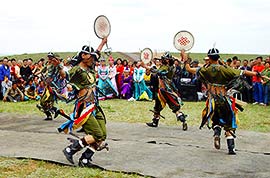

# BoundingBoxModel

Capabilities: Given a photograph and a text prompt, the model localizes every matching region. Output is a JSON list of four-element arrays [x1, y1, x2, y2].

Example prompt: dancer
[[36, 52, 67, 120], [146, 52, 188, 130], [61, 37, 108, 167], [182, 48, 265, 154]]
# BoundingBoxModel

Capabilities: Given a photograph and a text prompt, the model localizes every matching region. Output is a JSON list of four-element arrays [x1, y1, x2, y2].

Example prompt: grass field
[[0, 99, 269, 177], [1, 99, 269, 132]]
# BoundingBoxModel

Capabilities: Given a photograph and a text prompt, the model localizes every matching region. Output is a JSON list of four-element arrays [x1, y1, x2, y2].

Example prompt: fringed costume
[[146, 52, 188, 130]]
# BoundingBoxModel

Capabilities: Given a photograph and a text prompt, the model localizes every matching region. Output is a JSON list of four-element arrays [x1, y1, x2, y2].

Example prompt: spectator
[[108, 55, 118, 93], [127, 61, 134, 76], [20, 59, 32, 83], [239, 59, 253, 103], [133, 61, 152, 100], [28, 58, 36, 72], [235, 59, 241, 69], [120, 67, 133, 99], [17, 78, 25, 93], [33, 60, 44, 77], [3, 81, 24, 102], [203, 56, 210, 66], [10, 58, 21, 81], [24, 85, 40, 101], [1, 76, 12, 97], [262, 62, 270, 106], [97, 58, 118, 100], [231, 56, 238, 68], [115, 58, 124, 94], [122, 59, 128, 68], [252, 56, 265, 105], [17, 60, 23, 68], [36, 80, 45, 96], [154, 58, 161, 69], [144, 67, 153, 92], [0, 57, 11, 100], [226, 58, 232, 67]]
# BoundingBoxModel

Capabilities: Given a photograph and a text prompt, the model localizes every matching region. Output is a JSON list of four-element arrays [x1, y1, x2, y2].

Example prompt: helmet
[[80, 45, 100, 61], [47, 52, 55, 59], [207, 48, 220, 60], [161, 51, 172, 60]]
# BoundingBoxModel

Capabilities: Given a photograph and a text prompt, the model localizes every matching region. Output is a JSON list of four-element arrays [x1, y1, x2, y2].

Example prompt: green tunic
[[69, 66, 106, 141], [197, 64, 242, 130], [197, 64, 241, 85], [68, 66, 96, 90]]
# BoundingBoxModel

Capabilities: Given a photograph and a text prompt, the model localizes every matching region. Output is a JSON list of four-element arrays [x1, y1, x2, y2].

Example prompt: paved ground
[[0, 113, 270, 178]]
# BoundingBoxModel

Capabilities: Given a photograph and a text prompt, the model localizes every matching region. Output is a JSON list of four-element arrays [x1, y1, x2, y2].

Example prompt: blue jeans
[[253, 82, 263, 103], [263, 84, 270, 104]]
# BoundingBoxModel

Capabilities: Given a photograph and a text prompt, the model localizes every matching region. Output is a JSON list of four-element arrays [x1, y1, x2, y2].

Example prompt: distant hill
[[1, 52, 268, 63]]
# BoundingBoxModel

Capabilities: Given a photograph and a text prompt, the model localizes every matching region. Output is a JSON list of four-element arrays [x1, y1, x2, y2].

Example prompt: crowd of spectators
[[0, 54, 270, 106]]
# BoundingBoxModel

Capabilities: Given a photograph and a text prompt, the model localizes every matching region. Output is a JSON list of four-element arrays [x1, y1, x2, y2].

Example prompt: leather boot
[[177, 112, 188, 131], [146, 118, 159, 127], [78, 148, 95, 167], [63, 139, 84, 164], [227, 138, 236, 155], [44, 111, 52, 121], [213, 126, 221, 149]]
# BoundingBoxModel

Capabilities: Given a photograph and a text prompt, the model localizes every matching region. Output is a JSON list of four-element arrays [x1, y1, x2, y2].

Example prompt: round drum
[[173, 30, 194, 51]]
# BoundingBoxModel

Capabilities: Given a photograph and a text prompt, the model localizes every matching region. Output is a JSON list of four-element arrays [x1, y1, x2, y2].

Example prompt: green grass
[[0, 157, 142, 178]]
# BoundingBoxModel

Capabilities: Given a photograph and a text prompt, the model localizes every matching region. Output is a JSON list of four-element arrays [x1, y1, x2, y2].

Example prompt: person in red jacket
[[252, 56, 265, 105]]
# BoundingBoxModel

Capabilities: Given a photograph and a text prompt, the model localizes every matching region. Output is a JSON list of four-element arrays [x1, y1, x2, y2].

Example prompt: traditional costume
[[120, 67, 133, 99], [60, 43, 108, 167], [146, 52, 188, 130], [133, 64, 152, 100], [108, 56, 118, 93], [184, 48, 262, 154], [97, 58, 118, 100], [36, 52, 67, 120]]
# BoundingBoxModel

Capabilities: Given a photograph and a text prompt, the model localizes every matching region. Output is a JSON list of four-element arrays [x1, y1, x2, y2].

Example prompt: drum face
[[140, 48, 153, 64], [94, 15, 111, 39], [173, 31, 194, 51]]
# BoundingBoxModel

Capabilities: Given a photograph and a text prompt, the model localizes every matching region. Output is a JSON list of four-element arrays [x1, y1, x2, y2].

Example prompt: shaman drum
[[140, 48, 153, 64], [173, 30, 194, 51], [94, 15, 112, 55], [94, 15, 111, 39]]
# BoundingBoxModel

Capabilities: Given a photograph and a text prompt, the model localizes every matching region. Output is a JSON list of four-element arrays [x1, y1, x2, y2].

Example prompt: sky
[[1, 0, 270, 55]]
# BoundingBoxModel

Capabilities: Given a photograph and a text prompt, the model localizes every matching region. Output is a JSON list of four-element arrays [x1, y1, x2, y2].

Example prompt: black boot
[[44, 111, 52, 121], [78, 148, 95, 167], [52, 107, 59, 119], [63, 139, 83, 164], [146, 118, 159, 127], [213, 126, 221, 149], [227, 138, 236, 155], [36, 104, 42, 110], [177, 112, 188, 131]]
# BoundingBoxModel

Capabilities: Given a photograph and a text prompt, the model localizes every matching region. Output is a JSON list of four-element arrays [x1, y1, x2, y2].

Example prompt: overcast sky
[[1, 0, 270, 55]]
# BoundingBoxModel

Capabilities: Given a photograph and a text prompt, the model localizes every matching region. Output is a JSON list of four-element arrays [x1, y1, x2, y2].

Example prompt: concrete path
[[0, 113, 269, 178]]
